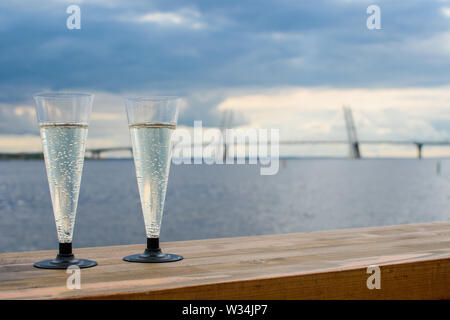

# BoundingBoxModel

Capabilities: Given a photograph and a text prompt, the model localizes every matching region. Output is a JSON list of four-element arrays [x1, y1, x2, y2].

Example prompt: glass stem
[[147, 237, 160, 251], [59, 242, 73, 256]]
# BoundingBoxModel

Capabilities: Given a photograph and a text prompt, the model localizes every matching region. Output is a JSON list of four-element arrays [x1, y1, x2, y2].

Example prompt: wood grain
[[0, 221, 449, 299]]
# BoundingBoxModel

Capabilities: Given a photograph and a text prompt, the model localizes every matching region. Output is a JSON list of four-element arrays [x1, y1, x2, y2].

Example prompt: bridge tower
[[343, 106, 361, 159]]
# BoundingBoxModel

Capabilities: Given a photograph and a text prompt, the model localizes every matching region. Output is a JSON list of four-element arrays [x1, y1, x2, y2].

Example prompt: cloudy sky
[[2, 0, 450, 157]]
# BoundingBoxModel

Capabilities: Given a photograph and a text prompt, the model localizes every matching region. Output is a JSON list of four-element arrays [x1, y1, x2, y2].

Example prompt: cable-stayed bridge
[[3, 107, 448, 160], [85, 139, 450, 160], [86, 107, 450, 160]]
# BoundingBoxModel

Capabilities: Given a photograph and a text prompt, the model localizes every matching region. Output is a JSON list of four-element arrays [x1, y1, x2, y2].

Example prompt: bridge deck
[[0, 221, 449, 299]]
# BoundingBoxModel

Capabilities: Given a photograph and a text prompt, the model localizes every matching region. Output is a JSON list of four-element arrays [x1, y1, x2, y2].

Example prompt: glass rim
[[33, 92, 93, 99], [125, 96, 180, 102]]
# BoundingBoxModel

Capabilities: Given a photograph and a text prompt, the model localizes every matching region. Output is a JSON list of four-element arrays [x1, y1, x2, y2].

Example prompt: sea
[[1, 159, 449, 252]]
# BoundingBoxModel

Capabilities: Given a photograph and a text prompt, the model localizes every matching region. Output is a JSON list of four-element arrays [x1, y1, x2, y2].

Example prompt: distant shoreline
[[1, 154, 450, 161]]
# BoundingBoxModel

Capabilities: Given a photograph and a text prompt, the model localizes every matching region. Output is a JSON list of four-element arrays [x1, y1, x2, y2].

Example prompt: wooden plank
[[0, 221, 449, 299]]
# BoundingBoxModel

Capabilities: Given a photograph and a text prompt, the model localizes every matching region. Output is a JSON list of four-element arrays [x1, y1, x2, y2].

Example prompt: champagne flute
[[33, 93, 97, 269], [123, 96, 183, 263]]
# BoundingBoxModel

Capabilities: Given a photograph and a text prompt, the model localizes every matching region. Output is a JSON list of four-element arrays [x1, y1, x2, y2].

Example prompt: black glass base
[[123, 249, 183, 263], [34, 255, 97, 269], [33, 243, 97, 269], [123, 238, 183, 263]]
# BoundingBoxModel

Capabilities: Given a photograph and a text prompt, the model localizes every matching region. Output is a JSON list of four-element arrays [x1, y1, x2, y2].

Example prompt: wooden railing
[[0, 221, 449, 299]]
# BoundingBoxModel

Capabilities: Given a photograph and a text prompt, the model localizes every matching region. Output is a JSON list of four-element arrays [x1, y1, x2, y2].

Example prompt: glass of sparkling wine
[[123, 96, 183, 263], [33, 93, 97, 269]]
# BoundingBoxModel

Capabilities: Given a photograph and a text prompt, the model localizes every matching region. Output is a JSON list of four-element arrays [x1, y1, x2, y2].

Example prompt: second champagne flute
[[123, 96, 183, 263]]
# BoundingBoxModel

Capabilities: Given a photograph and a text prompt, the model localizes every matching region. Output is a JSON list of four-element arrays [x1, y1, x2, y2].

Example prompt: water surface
[[1, 159, 449, 252]]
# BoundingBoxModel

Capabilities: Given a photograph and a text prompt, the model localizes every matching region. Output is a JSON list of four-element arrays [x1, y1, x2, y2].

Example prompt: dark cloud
[[1, 0, 450, 128]]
